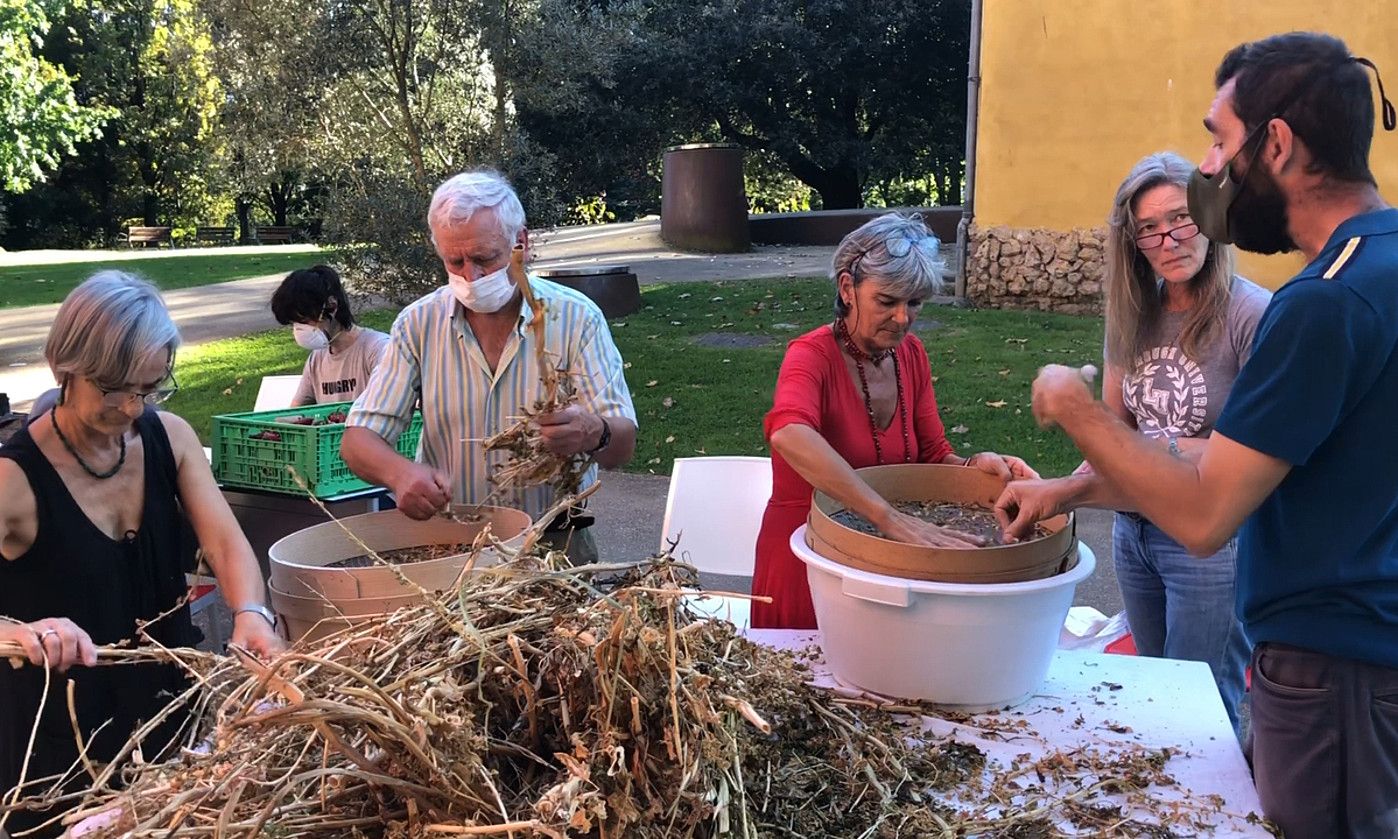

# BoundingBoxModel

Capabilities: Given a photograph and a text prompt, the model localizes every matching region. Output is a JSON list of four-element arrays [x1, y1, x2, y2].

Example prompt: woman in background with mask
[[270, 265, 390, 407]]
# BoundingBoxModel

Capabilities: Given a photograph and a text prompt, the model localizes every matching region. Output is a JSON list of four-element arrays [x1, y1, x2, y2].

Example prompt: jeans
[[1113, 513, 1251, 733]]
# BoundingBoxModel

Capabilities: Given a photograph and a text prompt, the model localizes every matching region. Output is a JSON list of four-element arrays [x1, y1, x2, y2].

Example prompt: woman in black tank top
[[0, 273, 285, 836]]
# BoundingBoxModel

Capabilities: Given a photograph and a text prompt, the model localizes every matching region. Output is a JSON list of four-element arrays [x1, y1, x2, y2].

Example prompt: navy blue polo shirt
[[1215, 208, 1398, 668]]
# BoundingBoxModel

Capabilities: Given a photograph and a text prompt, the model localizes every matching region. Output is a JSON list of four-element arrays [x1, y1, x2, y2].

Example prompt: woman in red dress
[[752, 213, 1039, 629]]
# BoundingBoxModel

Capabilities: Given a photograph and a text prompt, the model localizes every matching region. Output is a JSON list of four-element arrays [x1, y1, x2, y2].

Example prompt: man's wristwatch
[[233, 604, 277, 629], [587, 416, 612, 454]]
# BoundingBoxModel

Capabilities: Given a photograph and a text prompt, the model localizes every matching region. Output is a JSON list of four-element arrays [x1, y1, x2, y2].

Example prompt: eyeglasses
[[851, 233, 940, 275], [1134, 222, 1201, 251], [97, 371, 180, 407]]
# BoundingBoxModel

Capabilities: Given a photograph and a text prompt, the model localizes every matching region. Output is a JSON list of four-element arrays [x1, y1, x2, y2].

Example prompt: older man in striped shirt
[[342, 171, 637, 560]]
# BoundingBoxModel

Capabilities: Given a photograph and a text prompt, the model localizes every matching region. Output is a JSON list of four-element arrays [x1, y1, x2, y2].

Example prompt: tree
[[203, 0, 333, 240], [2, 0, 229, 247], [517, 0, 970, 210], [124, 0, 225, 226], [0, 0, 109, 193]]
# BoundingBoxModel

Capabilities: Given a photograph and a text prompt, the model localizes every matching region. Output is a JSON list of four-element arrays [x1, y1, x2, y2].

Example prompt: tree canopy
[[0, 0, 110, 194], [2, 0, 971, 265]]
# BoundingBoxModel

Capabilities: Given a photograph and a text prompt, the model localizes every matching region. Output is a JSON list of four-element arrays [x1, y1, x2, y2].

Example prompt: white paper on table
[[1058, 606, 1131, 652]]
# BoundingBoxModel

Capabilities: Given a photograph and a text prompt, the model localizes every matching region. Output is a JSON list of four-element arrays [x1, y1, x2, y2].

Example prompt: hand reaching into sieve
[[877, 508, 989, 548]]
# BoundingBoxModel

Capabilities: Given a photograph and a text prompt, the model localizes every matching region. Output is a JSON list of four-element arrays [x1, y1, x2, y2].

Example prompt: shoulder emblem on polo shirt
[[1322, 237, 1364, 280]]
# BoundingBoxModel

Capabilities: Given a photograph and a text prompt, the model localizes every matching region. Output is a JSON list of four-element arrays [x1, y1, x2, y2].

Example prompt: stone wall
[[966, 224, 1107, 315]]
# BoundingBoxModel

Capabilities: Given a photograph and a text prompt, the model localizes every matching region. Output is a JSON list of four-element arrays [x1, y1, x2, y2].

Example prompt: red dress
[[751, 325, 954, 629]]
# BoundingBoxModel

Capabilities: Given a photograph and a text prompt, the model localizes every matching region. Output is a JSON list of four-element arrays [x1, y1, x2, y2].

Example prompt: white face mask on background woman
[[292, 322, 330, 351], [448, 265, 518, 313]]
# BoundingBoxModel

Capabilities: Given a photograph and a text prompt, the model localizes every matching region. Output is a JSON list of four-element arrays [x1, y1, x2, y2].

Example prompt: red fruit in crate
[[250, 429, 282, 441], [326, 411, 347, 424]]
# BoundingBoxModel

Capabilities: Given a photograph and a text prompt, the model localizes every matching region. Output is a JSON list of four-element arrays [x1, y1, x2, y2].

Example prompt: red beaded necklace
[[834, 318, 911, 464]]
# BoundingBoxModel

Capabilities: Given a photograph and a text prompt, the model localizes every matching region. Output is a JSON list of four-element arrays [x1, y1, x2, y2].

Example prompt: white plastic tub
[[791, 525, 1096, 711]]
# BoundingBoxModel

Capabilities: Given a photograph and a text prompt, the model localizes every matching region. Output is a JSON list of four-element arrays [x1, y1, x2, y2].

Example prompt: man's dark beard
[[1229, 158, 1296, 254]]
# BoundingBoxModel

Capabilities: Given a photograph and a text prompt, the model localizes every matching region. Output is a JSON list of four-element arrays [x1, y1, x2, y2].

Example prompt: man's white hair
[[427, 170, 527, 244]]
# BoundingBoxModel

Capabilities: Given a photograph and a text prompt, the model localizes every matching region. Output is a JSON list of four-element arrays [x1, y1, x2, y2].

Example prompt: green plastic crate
[[212, 401, 423, 498]]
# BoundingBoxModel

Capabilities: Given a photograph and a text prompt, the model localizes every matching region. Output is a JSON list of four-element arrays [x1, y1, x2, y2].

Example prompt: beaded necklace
[[50, 406, 126, 479], [834, 319, 911, 464]]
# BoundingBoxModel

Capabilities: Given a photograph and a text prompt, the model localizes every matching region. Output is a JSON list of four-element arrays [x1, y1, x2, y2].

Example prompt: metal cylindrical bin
[[536, 265, 642, 318], [660, 143, 751, 253]]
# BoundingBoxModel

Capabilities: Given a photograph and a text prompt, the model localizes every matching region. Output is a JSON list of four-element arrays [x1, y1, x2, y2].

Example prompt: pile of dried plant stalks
[[482, 246, 590, 499], [1, 543, 1264, 838]]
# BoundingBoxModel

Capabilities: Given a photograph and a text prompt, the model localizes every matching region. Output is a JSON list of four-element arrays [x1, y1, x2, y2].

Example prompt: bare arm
[[595, 416, 636, 469], [542, 312, 638, 470], [0, 458, 98, 669], [161, 414, 285, 657], [1020, 367, 1290, 554], [771, 423, 984, 546], [0, 459, 35, 562], [771, 424, 895, 526], [1102, 362, 1134, 427], [534, 409, 636, 469], [340, 426, 412, 489], [341, 426, 450, 520]]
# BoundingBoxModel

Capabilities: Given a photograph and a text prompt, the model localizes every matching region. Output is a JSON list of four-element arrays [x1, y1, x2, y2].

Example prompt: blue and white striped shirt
[[346, 278, 637, 520]]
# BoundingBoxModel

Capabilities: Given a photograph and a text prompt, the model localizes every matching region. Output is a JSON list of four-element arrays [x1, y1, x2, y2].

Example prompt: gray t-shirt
[[1118, 277, 1272, 440], [294, 326, 391, 406]]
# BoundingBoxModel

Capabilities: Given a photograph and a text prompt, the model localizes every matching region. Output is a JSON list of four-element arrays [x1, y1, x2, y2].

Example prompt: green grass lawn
[[165, 279, 1103, 478], [0, 251, 330, 308]]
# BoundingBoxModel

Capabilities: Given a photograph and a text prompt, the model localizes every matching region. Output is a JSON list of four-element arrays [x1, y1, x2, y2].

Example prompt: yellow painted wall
[[974, 1, 1398, 288]]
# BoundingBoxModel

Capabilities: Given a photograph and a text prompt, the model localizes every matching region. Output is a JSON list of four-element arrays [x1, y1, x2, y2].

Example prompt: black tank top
[[0, 411, 198, 836]]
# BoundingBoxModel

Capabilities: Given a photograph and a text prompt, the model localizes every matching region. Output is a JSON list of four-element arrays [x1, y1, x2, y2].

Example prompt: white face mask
[[448, 266, 518, 313], [293, 323, 330, 351]]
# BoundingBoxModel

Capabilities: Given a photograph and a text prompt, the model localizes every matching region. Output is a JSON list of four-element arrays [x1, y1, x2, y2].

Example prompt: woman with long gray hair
[[0, 272, 285, 836], [1009, 152, 1270, 731], [1100, 151, 1270, 732], [752, 213, 1039, 629]]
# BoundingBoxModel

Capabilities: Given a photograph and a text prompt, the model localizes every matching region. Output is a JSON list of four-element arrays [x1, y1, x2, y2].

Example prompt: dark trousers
[[538, 525, 598, 565], [1248, 642, 1398, 838]]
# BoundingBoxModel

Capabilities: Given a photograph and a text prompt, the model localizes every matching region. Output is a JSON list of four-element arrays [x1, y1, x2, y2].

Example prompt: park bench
[[255, 225, 298, 245], [195, 226, 236, 246], [123, 226, 173, 248]]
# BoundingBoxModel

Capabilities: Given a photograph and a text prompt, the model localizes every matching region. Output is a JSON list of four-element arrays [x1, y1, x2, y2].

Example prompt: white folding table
[[748, 629, 1270, 836]]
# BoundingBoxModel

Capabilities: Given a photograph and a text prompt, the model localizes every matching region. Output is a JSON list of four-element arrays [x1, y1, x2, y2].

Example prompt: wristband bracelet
[[233, 604, 277, 629], [587, 417, 612, 454]]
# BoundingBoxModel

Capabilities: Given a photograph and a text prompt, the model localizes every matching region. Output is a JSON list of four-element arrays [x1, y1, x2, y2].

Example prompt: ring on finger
[[39, 629, 59, 642]]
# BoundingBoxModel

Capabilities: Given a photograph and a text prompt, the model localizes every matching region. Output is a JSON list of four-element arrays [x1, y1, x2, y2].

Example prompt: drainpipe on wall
[[954, 0, 984, 299]]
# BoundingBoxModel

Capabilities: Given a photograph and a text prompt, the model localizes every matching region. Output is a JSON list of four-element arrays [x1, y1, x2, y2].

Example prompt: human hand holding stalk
[[483, 245, 591, 496]]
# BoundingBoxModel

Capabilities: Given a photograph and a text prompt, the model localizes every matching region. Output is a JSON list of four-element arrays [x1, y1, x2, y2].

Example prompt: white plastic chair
[[660, 456, 773, 629], [253, 375, 303, 411]]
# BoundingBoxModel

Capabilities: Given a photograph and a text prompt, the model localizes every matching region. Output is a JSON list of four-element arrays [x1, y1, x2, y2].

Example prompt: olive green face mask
[[1188, 55, 1396, 253], [1186, 121, 1271, 248]]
